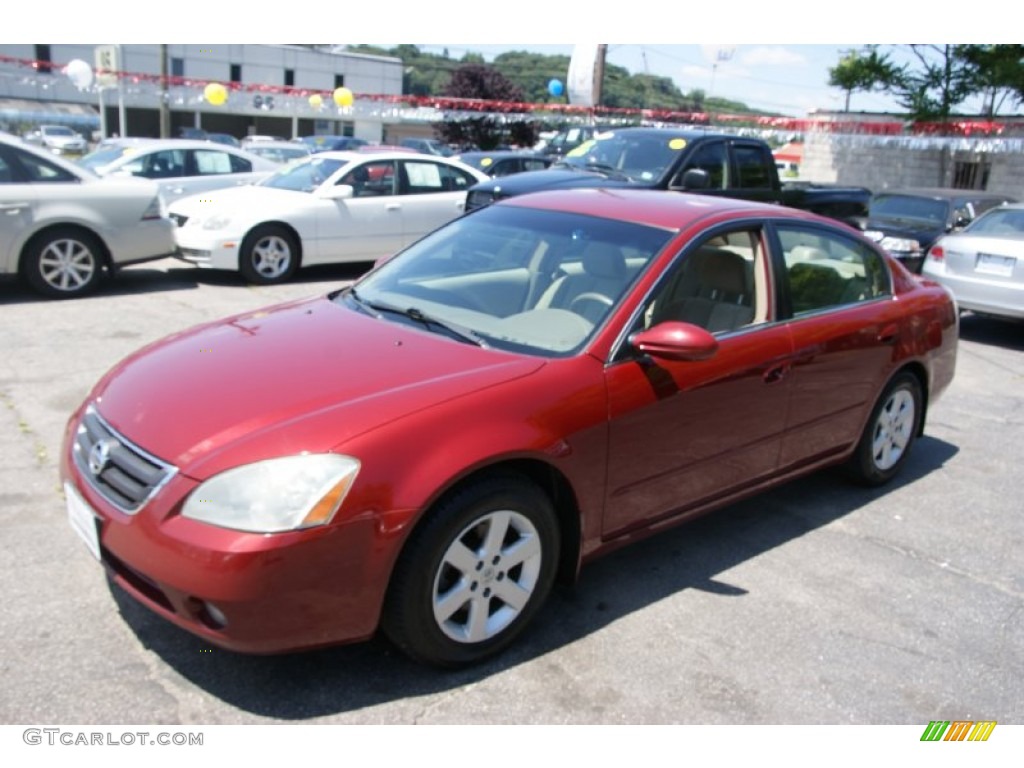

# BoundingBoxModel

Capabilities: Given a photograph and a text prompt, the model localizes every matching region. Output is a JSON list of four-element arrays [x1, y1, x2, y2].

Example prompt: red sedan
[[62, 189, 958, 667]]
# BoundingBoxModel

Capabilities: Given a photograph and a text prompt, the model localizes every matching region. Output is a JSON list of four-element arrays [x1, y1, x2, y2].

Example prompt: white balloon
[[64, 59, 94, 90]]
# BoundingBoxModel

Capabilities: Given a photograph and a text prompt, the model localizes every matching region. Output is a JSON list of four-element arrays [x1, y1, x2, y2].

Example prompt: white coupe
[[168, 151, 489, 284]]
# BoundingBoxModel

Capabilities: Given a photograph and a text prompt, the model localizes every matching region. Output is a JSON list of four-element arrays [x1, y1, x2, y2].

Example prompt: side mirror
[[630, 322, 719, 362], [317, 184, 354, 200], [679, 168, 710, 190]]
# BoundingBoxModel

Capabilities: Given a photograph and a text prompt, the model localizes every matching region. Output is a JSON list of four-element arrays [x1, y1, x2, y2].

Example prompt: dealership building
[[0, 43, 424, 143]]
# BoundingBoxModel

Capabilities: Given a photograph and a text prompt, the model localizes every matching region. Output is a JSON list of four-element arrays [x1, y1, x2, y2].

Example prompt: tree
[[434, 63, 538, 150], [828, 46, 899, 111], [958, 44, 1024, 117]]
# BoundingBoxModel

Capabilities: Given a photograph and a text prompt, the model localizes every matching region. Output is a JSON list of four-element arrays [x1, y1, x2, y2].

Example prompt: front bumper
[[61, 411, 392, 654], [173, 227, 242, 271]]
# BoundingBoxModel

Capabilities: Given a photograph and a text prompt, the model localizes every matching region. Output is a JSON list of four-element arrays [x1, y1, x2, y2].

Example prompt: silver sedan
[[0, 132, 176, 299], [922, 202, 1024, 321]]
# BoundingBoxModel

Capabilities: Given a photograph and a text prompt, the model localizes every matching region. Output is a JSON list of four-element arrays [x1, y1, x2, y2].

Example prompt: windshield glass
[[78, 145, 131, 171], [869, 194, 949, 225], [43, 126, 75, 137], [259, 156, 345, 192], [556, 131, 684, 183], [346, 204, 673, 357]]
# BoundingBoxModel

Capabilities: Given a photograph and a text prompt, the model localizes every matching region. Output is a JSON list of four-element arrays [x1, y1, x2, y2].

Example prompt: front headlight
[[879, 236, 921, 254], [202, 214, 233, 230], [182, 454, 360, 533]]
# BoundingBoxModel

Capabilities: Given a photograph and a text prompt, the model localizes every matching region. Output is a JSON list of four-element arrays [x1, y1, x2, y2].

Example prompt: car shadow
[[958, 312, 1024, 351], [108, 434, 958, 720], [0, 266, 203, 305], [165, 262, 376, 289]]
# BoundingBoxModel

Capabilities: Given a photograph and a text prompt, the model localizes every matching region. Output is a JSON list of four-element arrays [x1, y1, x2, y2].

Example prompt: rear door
[[397, 159, 476, 246]]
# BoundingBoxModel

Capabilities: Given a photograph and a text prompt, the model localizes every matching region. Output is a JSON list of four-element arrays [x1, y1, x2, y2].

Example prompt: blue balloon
[[548, 79, 564, 97]]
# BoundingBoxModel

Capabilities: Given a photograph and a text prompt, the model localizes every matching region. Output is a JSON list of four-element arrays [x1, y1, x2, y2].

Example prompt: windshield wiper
[[347, 290, 488, 347]]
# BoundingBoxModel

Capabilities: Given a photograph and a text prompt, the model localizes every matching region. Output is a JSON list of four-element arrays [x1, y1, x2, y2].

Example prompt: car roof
[[498, 187, 828, 231], [456, 150, 547, 160]]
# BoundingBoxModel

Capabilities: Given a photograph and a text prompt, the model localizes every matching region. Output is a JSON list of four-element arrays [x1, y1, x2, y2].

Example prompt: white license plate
[[976, 253, 1015, 277], [66, 482, 101, 561]]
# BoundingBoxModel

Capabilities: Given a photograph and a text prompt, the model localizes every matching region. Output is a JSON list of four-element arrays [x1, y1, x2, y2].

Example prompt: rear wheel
[[846, 371, 923, 486], [238, 225, 299, 284], [23, 227, 105, 298], [382, 474, 560, 668]]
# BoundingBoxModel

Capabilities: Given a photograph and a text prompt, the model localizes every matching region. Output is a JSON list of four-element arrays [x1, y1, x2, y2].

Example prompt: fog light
[[189, 599, 228, 630]]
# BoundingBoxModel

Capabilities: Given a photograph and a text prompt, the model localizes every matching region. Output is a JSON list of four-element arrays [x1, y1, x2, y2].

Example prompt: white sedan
[[0, 132, 176, 298], [168, 151, 489, 284], [78, 138, 277, 206]]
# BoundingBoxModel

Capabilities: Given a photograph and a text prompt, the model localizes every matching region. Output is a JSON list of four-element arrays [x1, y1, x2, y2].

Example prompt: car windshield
[[77, 145, 132, 171], [259, 156, 345, 192], [963, 207, 1024, 237], [869, 194, 950, 225], [344, 204, 673, 357], [43, 126, 75, 137], [555, 132, 680, 182]]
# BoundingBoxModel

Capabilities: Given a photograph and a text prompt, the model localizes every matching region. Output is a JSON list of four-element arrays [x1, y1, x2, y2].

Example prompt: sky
[[31, 2, 1019, 118]]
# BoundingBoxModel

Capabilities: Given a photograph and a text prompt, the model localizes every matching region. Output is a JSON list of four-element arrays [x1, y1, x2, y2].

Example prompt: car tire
[[238, 225, 300, 285], [382, 473, 560, 668], [846, 371, 923, 486], [23, 227, 105, 299]]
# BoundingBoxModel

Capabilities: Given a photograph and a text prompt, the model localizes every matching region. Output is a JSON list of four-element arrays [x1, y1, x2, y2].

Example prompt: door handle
[[385, 203, 401, 211], [0, 203, 29, 213], [762, 363, 790, 384], [877, 324, 899, 344]]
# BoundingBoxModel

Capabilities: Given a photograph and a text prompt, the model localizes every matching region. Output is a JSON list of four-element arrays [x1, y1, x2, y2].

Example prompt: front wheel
[[846, 371, 923, 486], [382, 474, 560, 668], [238, 225, 300, 285]]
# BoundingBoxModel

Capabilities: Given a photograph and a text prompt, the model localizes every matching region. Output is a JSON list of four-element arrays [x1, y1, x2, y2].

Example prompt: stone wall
[[802, 131, 1024, 199]]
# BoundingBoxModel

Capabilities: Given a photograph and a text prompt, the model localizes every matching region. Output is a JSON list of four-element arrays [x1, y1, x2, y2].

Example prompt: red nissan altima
[[62, 189, 958, 667]]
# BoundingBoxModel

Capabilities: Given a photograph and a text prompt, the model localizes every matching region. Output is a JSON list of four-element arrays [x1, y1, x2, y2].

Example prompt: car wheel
[[846, 371, 923, 486], [382, 474, 560, 668], [238, 225, 299, 285], [23, 227, 105, 299]]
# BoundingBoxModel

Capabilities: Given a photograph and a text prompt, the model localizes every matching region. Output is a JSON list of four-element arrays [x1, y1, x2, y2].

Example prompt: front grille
[[73, 405, 176, 514], [170, 213, 188, 227]]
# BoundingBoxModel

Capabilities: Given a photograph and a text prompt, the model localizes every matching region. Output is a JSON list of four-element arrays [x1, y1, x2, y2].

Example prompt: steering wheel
[[568, 292, 613, 319]]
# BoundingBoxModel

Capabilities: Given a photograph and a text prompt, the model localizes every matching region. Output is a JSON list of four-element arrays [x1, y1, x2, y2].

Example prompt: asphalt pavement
[[1, 258, 1021, 726]]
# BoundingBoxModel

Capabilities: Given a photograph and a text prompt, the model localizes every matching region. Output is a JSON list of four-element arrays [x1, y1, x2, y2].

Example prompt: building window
[[171, 58, 184, 78], [334, 74, 345, 88], [34, 44, 53, 75], [952, 160, 990, 191], [230, 64, 242, 83], [284, 69, 295, 87]]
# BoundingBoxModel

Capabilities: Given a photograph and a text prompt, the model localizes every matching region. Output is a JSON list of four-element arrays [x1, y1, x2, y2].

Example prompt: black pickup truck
[[465, 127, 871, 225]]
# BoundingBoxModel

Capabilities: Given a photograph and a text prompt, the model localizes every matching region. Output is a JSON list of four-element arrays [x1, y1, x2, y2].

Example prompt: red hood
[[90, 295, 544, 478]]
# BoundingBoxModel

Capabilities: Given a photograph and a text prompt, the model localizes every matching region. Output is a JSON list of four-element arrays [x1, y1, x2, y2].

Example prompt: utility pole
[[593, 44, 607, 108], [159, 44, 171, 138]]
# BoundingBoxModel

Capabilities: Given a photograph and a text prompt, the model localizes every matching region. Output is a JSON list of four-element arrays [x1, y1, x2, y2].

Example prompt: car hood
[[90, 295, 544, 479], [478, 167, 637, 197], [169, 183, 304, 217]]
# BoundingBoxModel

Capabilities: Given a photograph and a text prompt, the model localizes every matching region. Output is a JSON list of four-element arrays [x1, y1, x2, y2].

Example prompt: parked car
[[922, 202, 1024, 320], [241, 140, 311, 165], [452, 150, 554, 177], [77, 138, 277, 205], [535, 125, 602, 157], [63, 189, 957, 666], [399, 137, 454, 156], [23, 125, 89, 156], [206, 133, 241, 148], [465, 128, 871, 227], [298, 135, 369, 153], [241, 135, 286, 147], [858, 188, 1017, 274], [0, 132, 176, 298], [168, 150, 488, 283]]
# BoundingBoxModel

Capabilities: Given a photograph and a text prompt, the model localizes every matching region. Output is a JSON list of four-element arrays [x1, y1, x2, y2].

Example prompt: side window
[[228, 154, 253, 174], [9, 148, 78, 183], [678, 141, 728, 189], [778, 226, 892, 315], [638, 228, 767, 335], [139, 150, 185, 179], [192, 150, 234, 176], [733, 144, 773, 189], [402, 160, 445, 195], [522, 159, 549, 172], [341, 161, 395, 197], [0, 150, 16, 183]]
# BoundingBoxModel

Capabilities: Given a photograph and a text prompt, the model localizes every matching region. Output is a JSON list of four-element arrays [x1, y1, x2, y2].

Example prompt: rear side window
[[733, 144, 773, 189], [777, 226, 891, 315]]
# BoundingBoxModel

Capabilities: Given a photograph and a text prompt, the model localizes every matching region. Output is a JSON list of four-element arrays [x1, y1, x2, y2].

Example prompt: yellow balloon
[[204, 82, 227, 106], [333, 87, 354, 107], [308, 93, 323, 109]]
